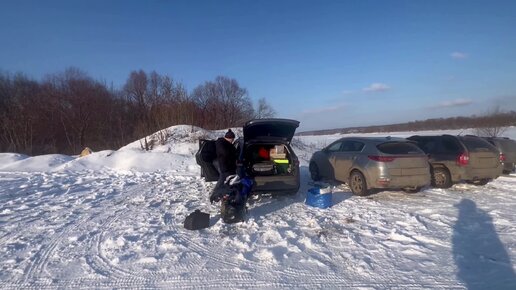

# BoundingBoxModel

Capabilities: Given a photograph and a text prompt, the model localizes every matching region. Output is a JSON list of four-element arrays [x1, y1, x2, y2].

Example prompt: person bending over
[[209, 129, 237, 202]]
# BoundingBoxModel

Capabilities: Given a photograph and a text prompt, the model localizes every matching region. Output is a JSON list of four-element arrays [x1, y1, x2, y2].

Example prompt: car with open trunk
[[196, 118, 300, 195]]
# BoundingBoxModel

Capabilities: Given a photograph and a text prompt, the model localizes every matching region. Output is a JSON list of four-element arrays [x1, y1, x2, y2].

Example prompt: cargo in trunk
[[245, 144, 294, 177]]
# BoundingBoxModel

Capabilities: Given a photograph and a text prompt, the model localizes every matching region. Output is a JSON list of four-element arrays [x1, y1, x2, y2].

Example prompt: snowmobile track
[[84, 208, 136, 279], [22, 214, 91, 284]]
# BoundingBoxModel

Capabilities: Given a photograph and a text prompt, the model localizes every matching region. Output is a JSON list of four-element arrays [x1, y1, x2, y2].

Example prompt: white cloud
[[363, 83, 390, 92], [433, 98, 473, 108], [451, 52, 468, 59]]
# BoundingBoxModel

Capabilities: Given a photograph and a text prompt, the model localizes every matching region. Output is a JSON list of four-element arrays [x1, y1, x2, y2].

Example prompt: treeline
[[0, 68, 275, 155], [299, 112, 516, 136]]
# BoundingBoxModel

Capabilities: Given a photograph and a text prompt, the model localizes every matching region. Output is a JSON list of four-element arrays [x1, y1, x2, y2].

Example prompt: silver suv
[[483, 137, 516, 174], [309, 137, 431, 195], [408, 135, 504, 187]]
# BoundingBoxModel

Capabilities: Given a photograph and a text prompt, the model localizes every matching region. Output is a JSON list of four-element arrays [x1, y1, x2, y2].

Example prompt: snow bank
[[58, 149, 198, 173], [1, 126, 515, 174], [1, 125, 516, 288], [0, 154, 74, 172], [0, 153, 29, 166]]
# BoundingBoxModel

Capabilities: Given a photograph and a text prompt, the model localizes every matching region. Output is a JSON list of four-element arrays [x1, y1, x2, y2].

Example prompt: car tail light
[[499, 153, 506, 163], [457, 152, 469, 166], [368, 155, 395, 162]]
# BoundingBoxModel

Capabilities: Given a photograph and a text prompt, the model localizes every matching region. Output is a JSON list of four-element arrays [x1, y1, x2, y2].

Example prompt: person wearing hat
[[210, 129, 237, 202]]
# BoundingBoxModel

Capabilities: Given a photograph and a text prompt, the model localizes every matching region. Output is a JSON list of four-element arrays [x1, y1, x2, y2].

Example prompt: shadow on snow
[[452, 198, 516, 289]]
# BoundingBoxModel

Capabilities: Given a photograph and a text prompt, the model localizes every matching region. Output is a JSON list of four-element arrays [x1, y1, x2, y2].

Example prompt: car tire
[[403, 186, 422, 193], [431, 167, 452, 189], [309, 162, 321, 181], [471, 179, 490, 186], [349, 171, 369, 196]]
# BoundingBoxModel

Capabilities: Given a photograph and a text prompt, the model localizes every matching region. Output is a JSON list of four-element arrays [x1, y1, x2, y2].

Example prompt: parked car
[[483, 137, 516, 174], [309, 137, 431, 195], [407, 135, 503, 188], [196, 118, 301, 195]]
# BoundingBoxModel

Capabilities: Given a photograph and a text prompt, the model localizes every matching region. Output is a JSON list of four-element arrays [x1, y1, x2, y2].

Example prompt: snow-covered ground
[[1, 126, 515, 289]]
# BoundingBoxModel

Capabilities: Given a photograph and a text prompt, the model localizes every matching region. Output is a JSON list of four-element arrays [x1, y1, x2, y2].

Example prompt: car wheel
[[309, 162, 321, 181], [403, 186, 422, 193], [472, 179, 490, 186], [431, 167, 452, 188], [349, 171, 369, 196]]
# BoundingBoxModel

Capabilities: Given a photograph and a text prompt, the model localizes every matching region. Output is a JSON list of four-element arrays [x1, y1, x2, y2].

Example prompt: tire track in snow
[[166, 205, 350, 284], [22, 214, 90, 283], [20, 180, 93, 283], [158, 176, 370, 284], [82, 175, 208, 280], [84, 208, 136, 279], [20, 173, 135, 284], [2, 275, 467, 289]]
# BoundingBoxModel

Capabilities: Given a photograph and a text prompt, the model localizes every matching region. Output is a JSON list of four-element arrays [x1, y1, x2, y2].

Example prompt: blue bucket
[[305, 186, 333, 209]]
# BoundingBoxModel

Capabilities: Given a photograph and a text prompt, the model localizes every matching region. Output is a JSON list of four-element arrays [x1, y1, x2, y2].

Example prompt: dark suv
[[483, 137, 516, 174], [408, 135, 503, 188], [196, 119, 301, 195]]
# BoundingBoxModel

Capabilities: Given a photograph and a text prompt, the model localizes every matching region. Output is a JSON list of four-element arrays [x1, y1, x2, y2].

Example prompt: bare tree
[[0, 73, 43, 154], [475, 106, 508, 137], [0, 68, 263, 155], [191, 76, 255, 129], [255, 97, 276, 119]]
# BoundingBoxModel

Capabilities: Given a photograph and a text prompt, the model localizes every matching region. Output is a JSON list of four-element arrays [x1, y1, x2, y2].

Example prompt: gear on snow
[[211, 175, 254, 223]]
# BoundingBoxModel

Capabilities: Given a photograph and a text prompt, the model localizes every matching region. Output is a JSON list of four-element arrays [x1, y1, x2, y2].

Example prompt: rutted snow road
[[1, 168, 515, 289], [1, 126, 516, 288]]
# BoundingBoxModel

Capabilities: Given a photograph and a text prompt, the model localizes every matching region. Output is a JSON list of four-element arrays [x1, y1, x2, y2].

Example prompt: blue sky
[[1, 0, 516, 131]]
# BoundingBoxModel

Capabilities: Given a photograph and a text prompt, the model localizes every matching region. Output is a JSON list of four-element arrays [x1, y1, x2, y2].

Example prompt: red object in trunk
[[258, 147, 270, 160]]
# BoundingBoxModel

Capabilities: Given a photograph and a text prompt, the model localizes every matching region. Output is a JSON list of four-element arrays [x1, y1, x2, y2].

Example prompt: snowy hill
[[1, 126, 515, 288]]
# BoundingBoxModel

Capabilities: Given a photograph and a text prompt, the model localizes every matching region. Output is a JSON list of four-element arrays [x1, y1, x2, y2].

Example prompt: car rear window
[[376, 142, 423, 155], [497, 139, 516, 153], [441, 138, 461, 152], [460, 137, 497, 152]]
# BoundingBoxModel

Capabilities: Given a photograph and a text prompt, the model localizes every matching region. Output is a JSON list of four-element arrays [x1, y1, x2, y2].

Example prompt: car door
[[323, 141, 344, 179], [330, 140, 364, 182], [331, 141, 365, 182], [195, 139, 220, 182]]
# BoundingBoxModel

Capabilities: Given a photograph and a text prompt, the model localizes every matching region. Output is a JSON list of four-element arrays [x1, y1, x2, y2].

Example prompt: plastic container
[[273, 159, 289, 174], [305, 184, 333, 209]]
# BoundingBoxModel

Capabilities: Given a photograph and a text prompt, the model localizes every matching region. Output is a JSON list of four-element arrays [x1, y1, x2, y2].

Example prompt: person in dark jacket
[[209, 129, 237, 202]]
